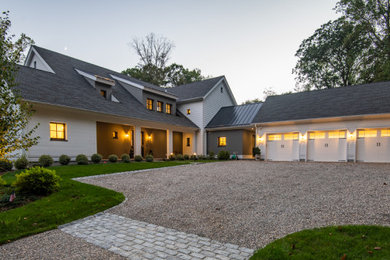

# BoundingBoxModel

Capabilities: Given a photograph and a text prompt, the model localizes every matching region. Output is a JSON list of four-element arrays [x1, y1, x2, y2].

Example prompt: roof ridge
[[172, 75, 225, 89]]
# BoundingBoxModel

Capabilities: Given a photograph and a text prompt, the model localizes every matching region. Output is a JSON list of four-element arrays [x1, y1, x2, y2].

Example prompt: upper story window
[[186, 137, 191, 147], [157, 101, 163, 112], [50, 122, 66, 141], [166, 103, 172, 114], [218, 137, 226, 147], [100, 90, 107, 98], [221, 87, 223, 93], [146, 98, 153, 110], [187, 109, 191, 115]]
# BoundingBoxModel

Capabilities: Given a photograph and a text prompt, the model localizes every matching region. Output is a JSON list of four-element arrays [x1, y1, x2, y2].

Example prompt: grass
[[0, 161, 193, 244], [251, 225, 390, 260]]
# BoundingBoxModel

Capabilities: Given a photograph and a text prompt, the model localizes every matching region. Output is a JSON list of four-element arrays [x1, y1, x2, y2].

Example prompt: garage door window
[[309, 132, 325, 139], [381, 129, 390, 137], [328, 130, 346, 139], [268, 134, 282, 141], [358, 130, 377, 138], [284, 133, 299, 140]]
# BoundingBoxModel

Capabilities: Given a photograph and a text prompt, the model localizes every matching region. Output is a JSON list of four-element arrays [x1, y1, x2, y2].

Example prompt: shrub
[[121, 154, 131, 163], [91, 153, 102, 164], [134, 155, 143, 162], [169, 154, 176, 161], [198, 155, 207, 160], [217, 150, 230, 160], [183, 154, 190, 160], [0, 176, 5, 186], [76, 154, 89, 165], [59, 154, 71, 165], [13, 167, 60, 195], [14, 155, 29, 170], [190, 154, 198, 160], [145, 154, 154, 162], [208, 151, 215, 160], [39, 155, 54, 167], [0, 160, 13, 172], [176, 154, 184, 160], [108, 154, 118, 163], [253, 147, 261, 156]]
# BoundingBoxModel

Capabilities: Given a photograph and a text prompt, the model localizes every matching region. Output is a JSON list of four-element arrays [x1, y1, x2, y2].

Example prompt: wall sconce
[[257, 135, 265, 144], [193, 152, 197, 156], [124, 133, 129, 138], [299, 133, 307, 142], [347, 131, 356, 140]]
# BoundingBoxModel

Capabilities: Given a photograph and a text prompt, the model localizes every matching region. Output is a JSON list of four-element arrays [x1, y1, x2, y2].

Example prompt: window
[[146, 98, 153, 110], [309, 132, 326, 139], [187, 109, 191, 115], [221, 87, 223, 93], [157, 101, 163, 112], [381, 129, 390, 137], [328, 130, 346, 139], [284, 133, 299, 140], [50, 122, 66, 141], [186, 137, 191, 147], [358, 129, 377, 138], [112, 131, 118, 139], [100, 90, 107, 98], [166, 103, 172, 114], [218, 137, 226, 147], [268, 134, 282, 141]]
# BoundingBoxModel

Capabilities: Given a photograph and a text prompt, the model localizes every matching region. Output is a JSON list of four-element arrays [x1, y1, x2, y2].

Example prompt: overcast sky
[[3, 0, 339, 103]]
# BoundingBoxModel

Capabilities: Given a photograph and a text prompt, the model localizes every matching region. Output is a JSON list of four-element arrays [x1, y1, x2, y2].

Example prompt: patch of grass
[[251, 225, 390, 260], [0, 161, 191, 244]]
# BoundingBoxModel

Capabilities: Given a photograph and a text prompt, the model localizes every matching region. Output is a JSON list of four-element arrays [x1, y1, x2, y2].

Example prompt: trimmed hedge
[[91, 153, 102, 164], [76, 154, 89, 165], [121, 154, 131, 163], [39, 155, 54, 167], [59, 154, 71, 165], [108, 154, 118, 163], [217, 150, 230, 160], [14, 155, 29, 170], [134, 155, 143, 162], [145, 155, 154, 162]]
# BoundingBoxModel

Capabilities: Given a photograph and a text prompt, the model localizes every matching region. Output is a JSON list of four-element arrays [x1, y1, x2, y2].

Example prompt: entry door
[[307, 131, 347, 162], [356, 129, 390, 162], [266, 133, 299, 161]]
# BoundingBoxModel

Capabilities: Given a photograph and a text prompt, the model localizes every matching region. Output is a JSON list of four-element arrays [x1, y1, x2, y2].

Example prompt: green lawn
[[0, 161, 192, 244], [251, 225, 390, 260]]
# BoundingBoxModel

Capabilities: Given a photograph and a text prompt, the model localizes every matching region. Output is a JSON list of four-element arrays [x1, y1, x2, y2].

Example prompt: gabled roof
[[14, 46, 197, 129], [254, 81, 390, 123], [206, 102, 263, 129]]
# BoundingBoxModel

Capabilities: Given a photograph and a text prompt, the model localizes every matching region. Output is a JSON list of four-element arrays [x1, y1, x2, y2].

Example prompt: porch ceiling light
[[124, 133, 129, 138]]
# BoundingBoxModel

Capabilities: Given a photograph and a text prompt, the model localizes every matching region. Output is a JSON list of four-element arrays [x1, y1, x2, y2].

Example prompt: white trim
[[24, 46, 55, 74], [111, 95, 119, 103], [110, 74, 144, 90], [75, 68, 97, 81]]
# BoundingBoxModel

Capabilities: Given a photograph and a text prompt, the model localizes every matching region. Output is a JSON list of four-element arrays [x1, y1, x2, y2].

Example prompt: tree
[[293, 17, 370, 90], [0, 11, 38, 160], [242, 98, 262, 104], [164, 63, 204, 87]]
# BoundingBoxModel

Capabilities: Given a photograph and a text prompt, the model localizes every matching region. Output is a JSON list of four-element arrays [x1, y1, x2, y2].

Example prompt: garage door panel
[[307, 131, 347, 162], [267, 133, 299, 161], [357, 129, 390, 162]]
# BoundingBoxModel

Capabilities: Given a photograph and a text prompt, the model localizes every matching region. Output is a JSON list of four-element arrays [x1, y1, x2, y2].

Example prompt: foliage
[[134, 155, 143, 162], [253, 147, 261, 156], [251, 225, 390, 259], [0, 176, 5, 186], [14, 155, 28, 170], [190, 154, 198, 160], [198, 155, 208, 160], [0, 11, 38, 160], [183, 154, 190, 160], [242, 98, 262, 104], [0, 159, 12, 172], [217, 150, 230, 160], [208, 151, 215, 160], [91, 153, 102, 164], [176, 154, 184, 161], [13, 167, 60, 195], [75, 154, 88, 165], [38, 155, 53, 167], [164, 63, 205, 87], [121, 153, 130, 163], [169, 154, 176, 161], [59, 154, 70, 165], [108, 154, 118, 163], [145, 154, 154, 162]]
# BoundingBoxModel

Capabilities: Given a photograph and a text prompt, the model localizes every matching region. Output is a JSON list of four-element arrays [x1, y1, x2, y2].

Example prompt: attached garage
[[307, 130, 347, 162], [356, 129, 390, 163], [266, 132, 299, 161]]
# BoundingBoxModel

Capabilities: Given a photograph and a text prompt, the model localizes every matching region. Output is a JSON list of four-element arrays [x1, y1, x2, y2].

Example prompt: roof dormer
[[24, 46, 55, 73]]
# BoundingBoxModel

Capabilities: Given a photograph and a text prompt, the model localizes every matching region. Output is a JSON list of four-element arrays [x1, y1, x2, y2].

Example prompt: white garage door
[[307, 130, 347, 162], [356, 129, 390, 162], [266, 133, 299, 161]]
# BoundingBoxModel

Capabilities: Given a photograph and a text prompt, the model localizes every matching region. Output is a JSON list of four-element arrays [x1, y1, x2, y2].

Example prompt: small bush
[[39, 155, 54, 167], [198, 155, 207, 160], [134, 155, 143, 162], [13, 167, 60, 195], [76, 154, 89, 165], [169, 154, 176, 161], [91, 153, 102, 164], [121, 154, 131, 163], [217, 150, 230, 160], [176, 154, 184, 160], [14, 155, 29, 170], [208, 151, 215, 160], [59, 154, 71, 165], [108, 154, 118, 163], [190, 154, 198, 160], [183, 154, 190, 160], [0, 159, 13, 172], [0, 176, 6, 186], [253, 147, 261, 156], [145, 154, 154, 162]]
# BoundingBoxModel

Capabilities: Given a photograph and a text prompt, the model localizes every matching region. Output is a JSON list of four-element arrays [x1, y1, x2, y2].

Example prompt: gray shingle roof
[[167, 76, 225, 101], [254, 81, 390, 123], [206, 102, 263, 128], [14, 46, 197, 129]]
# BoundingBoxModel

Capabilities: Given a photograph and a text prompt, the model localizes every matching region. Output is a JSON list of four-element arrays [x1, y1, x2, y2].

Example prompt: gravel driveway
[[80, 161, 390, 249]]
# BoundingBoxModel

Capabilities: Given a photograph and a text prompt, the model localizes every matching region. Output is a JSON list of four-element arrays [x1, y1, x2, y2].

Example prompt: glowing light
[[299, 133, 307, 141], [193, 152, 197, 156], [124, 133, 129, 138], [257, 135, 265, 143], [347, 131, 356, 139]]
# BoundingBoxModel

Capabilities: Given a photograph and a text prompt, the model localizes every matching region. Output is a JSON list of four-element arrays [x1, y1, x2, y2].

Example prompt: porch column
[[192, 132, 196, 154], [134, 126, 142, 156], [166, 129, 173, 158]]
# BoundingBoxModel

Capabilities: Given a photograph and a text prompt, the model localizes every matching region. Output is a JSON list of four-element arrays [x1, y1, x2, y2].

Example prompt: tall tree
[[293, 17, 370, 90], [0, 11, 38, 160], [164, 63, 204, 87]]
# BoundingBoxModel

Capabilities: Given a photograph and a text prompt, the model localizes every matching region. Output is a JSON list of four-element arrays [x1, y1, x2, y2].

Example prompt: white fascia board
[[25, 46, 56, 74], [203, 77, 237, 105], [143, 88, 178, 100], [75, 68, 97, 81], [110, 74, 144, 90]]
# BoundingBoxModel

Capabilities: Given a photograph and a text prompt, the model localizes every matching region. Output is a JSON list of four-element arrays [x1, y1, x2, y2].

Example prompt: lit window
[[328, 130, 346, 139], [187, 109, 191, 115], [358, 129, 377, 138], [50, 122, 66, 141], [166, 103, 172, 114], [218, 137, 226, 146], [146, 98, 153, 110], [157, 101, 163, 112], [113, 131, 118, 139], [268, 134, 282, 141], [309, 132, 326, 139], [100, 90, 107, 98], [187, 137, 191, 147], [284, 133, 299, 140], [381, 129, 390, 137]]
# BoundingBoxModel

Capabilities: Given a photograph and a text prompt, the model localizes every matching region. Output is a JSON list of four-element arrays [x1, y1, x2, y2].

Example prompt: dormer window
[[166, 103, 172, 114], [147, 99, 154, 110], [187, 109, 191, 115], [157, 101, 163, 112], [221, 87, 223, 93], [100, 90, 107, 98]]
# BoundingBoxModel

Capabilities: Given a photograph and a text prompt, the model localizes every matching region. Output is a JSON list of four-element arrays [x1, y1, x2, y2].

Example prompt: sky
[[3, 0, 339, 104]]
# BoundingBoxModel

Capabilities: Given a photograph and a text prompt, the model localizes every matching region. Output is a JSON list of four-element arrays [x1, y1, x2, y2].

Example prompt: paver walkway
[[60, 213, 254, 260]]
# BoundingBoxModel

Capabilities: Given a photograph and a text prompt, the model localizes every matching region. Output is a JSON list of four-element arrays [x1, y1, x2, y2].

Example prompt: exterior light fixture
[[347, 131, 356, 140], [299, 133, 307, 141], [124, 133, 129, 138]]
